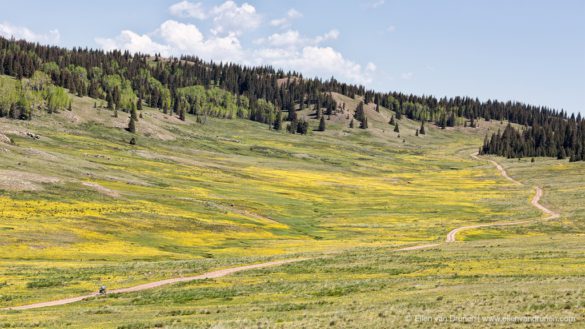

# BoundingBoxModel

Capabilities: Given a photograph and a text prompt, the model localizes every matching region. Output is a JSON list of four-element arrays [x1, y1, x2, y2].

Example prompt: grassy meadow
[[0, 76, 583, 327]]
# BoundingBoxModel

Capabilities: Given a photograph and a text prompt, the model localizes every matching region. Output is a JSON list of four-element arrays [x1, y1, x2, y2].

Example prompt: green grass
[[0, 75, 583, 327], [2, 236, 582, 328]]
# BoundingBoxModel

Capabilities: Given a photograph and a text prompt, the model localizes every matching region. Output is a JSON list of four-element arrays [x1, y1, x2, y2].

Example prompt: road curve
[[445, 155, 559, 242], [2, 155, 559, 311], [470, 153, 522, 185]]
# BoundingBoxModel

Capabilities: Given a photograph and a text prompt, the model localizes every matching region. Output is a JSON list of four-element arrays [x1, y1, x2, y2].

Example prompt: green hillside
[[0, 72, 583, 327]]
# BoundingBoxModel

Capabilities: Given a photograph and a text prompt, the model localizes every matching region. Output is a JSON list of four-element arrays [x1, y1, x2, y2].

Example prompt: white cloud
[[270, 9, 302, 28], [96, 20, 242, 62], [209, 1, 261, 35], [255, 29, 339, 48], [95, 30, 169, 54], [257, 30, 302, 47], [158, 20, 242, 61], [314, 29, 339, 44], [169, 1, 206, 19], [369, 0, 385, 8], [387, 25, 396, 32], [96, 3, 374, 85], [401, 72, 414, 80], [0, 22, 60, 44], [167, 1, 261, 36], [253, 46, 375, 84]]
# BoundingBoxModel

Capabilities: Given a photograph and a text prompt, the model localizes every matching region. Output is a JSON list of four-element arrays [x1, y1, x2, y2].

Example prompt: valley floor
[[0, 90, 583, 328]]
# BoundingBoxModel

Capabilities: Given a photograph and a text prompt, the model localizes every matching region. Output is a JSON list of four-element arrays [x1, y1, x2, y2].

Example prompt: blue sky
[[1, 0, 584, 114]]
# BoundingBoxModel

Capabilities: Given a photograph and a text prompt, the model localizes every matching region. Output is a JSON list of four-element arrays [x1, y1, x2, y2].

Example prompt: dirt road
[[470, 153, 522, 185], [2, 259, 305, 311], [445, 155, 559, 242]]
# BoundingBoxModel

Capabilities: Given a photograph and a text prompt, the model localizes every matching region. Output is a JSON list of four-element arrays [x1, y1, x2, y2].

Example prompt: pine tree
[[287, 118, 298, 134], [420, 121, 426, 134], [354, 101, 365, 122], [179, 107, 186, 121], [415, 129, 419, 136], [360, 117, 368, 129], [394, 122, 399, 133], [130, 104, 138, 121], [389, 115, 395, 125], [127, 117, 136, 133], [273, 111, 283, 130], [297, 119, 309, 135], [106, 92, 113, 109], [318, 116, 326, 131], [137, 98, 143, 111], [349, 119, 355, 128]]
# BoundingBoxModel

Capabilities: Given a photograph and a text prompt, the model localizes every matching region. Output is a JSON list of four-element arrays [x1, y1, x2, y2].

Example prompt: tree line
[[480, 119, 585, 162], [0, 36, 582, 159]]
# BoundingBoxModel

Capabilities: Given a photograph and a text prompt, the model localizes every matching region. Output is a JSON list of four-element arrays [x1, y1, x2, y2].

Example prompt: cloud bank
[[0, 21, 60, 44]]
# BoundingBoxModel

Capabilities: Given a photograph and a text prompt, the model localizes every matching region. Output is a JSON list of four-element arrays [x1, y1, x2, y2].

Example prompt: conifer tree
[[127, 117, 136, 133], [273, 111, 283, 130], [354, 102, 365, 121], [319, 116, 326, 131], [394, 122, 400, 133], [360, 117, 368, 129], [420, 121, 426, 134], [130, 104, 138, 121]]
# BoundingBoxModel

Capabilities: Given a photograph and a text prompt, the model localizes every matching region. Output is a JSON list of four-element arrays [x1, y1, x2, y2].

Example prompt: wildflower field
[[0, 82, 583, 327]]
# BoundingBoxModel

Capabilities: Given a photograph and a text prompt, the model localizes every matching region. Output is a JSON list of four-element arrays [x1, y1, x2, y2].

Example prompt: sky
[[1, 0, 584, 115]]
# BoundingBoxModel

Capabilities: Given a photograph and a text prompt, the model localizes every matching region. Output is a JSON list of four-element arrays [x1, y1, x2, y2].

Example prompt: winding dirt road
[[1, 154, 559, 311], [445, 154, 559, 242], [470, 153, 522, 185]]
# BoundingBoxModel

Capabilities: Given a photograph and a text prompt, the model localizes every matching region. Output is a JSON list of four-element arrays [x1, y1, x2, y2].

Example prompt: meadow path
[[2, 259, 305, 311], [445, 154, 559, 242], [1, 154, 558, 311]]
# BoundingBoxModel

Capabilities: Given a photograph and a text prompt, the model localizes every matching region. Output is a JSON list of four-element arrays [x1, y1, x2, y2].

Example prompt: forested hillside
[[0, 36, 583, 160]]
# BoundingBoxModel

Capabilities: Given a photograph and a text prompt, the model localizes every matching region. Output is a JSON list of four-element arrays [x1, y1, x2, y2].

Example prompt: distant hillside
[[0, 36, 583, 160]]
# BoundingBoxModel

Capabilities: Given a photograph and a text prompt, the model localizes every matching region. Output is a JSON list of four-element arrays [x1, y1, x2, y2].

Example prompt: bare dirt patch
[[0, 133, 11, 144], [82, 182, 120, 198], [0, 170, 60, 191]]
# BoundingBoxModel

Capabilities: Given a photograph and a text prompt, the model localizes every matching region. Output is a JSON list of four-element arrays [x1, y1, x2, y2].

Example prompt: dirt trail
[[445, 154, 559, 242], [470, 153, 522, 185], [2, 259, 304, 311], [2, 154, 559, 311]]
